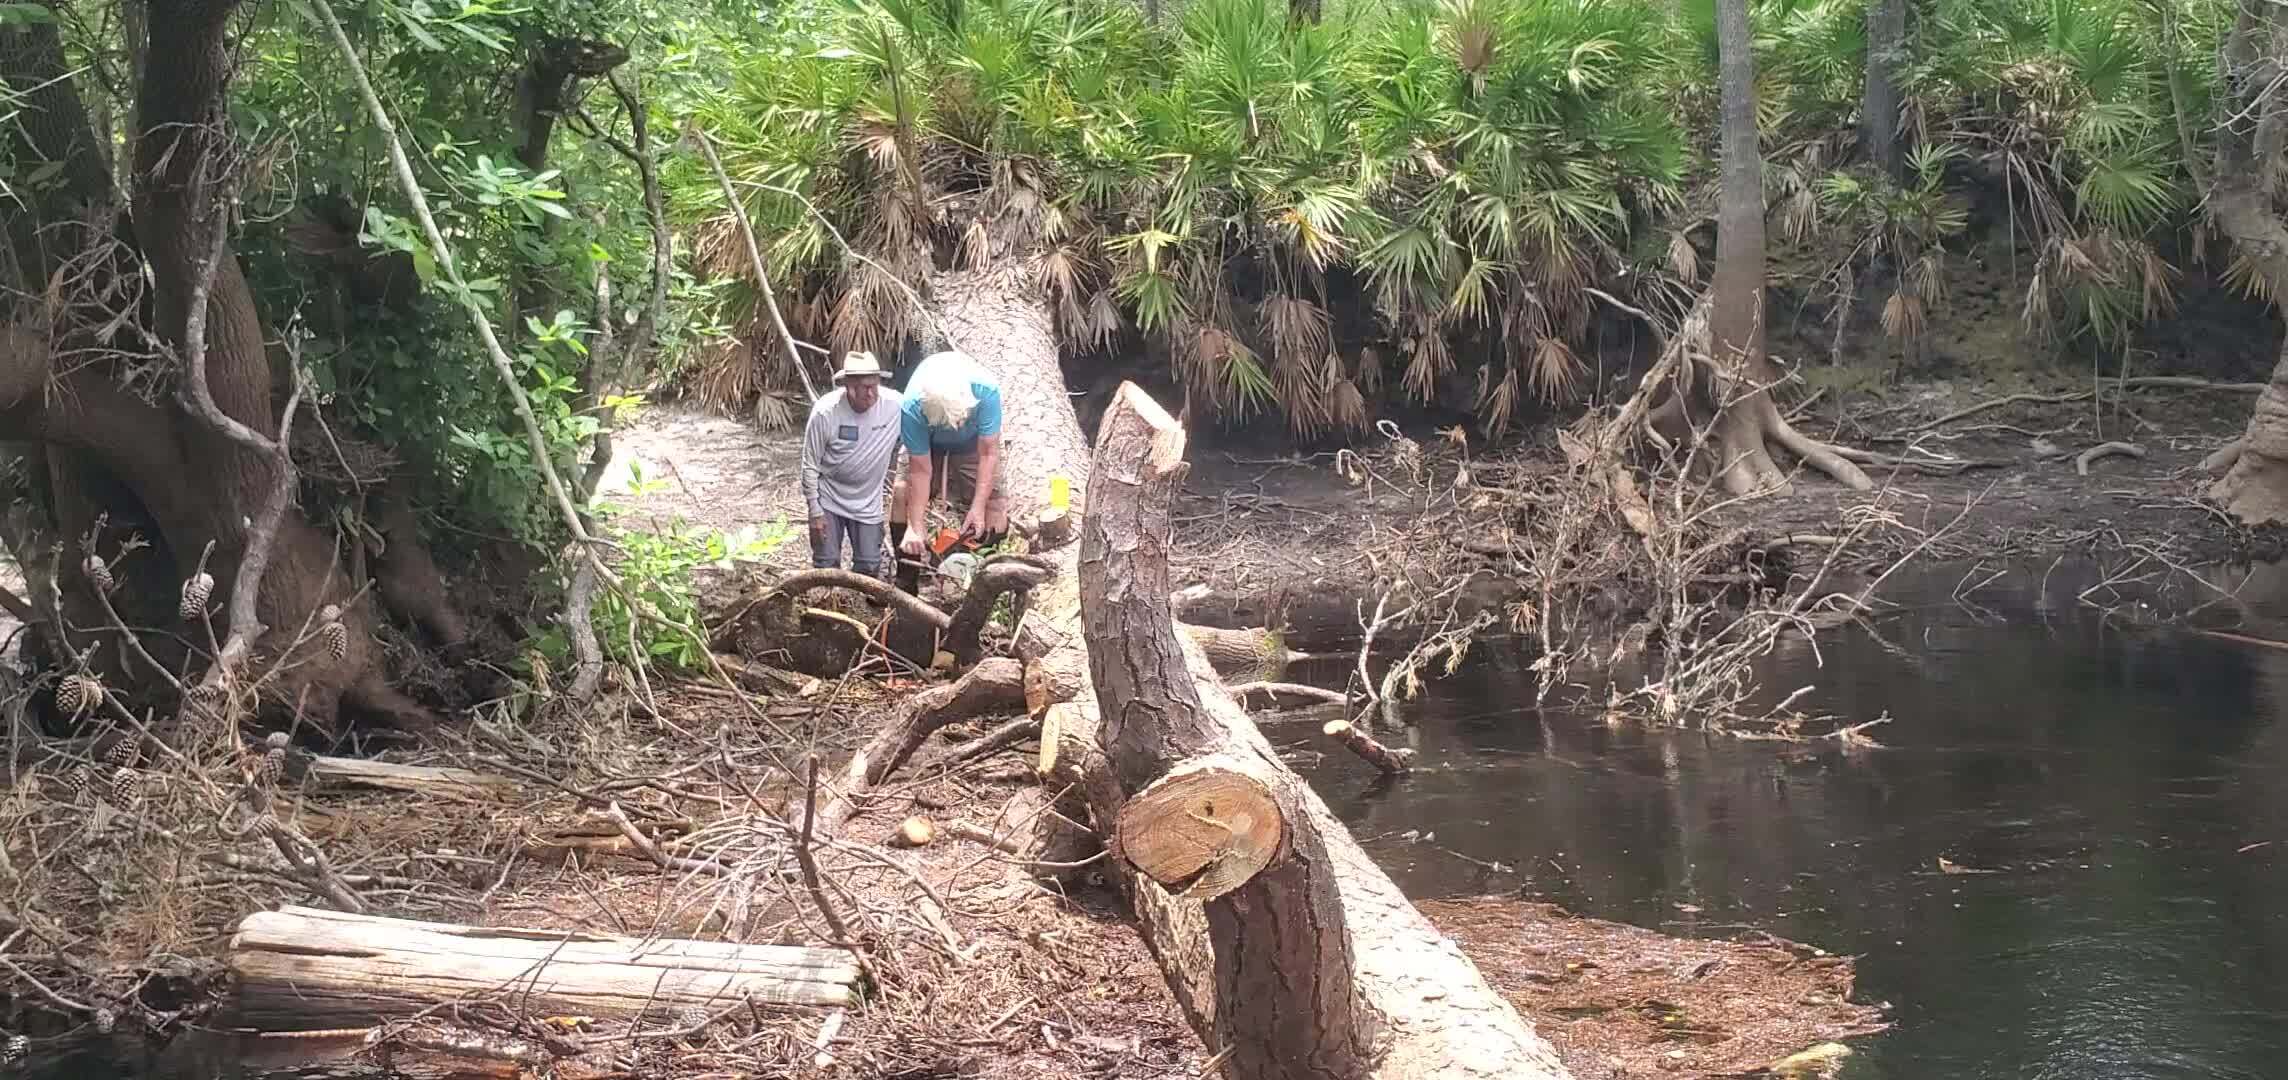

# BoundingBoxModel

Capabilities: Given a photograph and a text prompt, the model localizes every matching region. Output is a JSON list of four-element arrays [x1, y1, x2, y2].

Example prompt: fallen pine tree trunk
[[225, 905, 862, 1030], [1050, 382, 1569, 1078]]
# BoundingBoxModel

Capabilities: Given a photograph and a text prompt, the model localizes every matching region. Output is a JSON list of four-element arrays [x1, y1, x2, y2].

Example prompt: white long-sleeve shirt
[[800, 386, 904, 523]]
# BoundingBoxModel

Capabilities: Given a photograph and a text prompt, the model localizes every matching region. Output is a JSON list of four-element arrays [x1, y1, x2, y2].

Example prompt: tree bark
[[1, 2, 465, 731], [1059, 382, 1569, 1078], [1861, 0, 1906, 181], [1693, 0, 1871, 497], [927, 267, 1566, 1074], [2206, 2, 2288, 523]]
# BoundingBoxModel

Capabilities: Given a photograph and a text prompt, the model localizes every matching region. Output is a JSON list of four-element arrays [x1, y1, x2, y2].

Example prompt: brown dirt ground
[[256, 681, 1883, 1080]]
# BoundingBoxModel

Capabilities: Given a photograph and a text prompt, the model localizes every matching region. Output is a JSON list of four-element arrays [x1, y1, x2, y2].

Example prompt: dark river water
[[1298, 560, 2288, 1080], [37, 559, 2288, 1078]]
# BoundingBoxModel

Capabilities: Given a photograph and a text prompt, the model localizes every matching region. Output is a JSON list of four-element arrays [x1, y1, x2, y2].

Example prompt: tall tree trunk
[[932, 267, 1570, 1076], [1861, 0, 1905, 181], [2205, 1, 2288, 522], [1686, 0, 1872, 497], [1, 2, 463, 731]]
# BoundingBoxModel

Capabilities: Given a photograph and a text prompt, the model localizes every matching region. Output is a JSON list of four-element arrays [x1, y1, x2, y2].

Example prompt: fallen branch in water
[[1321, 719, 1413, 777], [1227, 682, 1351, 709]]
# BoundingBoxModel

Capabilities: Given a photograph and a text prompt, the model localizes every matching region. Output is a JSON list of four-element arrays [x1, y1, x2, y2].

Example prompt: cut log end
[[1113, 764, 1282, 902], [1032, 506, 1074, 549], [892, 815, 937, 848], [1111, 382, 1189, 475]]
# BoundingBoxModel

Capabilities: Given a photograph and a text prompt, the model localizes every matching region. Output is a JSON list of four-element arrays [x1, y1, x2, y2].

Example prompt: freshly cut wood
[[1323, 718, 1414, 777], [1048, 382, 1569, 1080], [892, 815, 937, 848], [1114, 761, 1282, 899], [300, 756, 520, 802], [226, 905, 861, 1030]]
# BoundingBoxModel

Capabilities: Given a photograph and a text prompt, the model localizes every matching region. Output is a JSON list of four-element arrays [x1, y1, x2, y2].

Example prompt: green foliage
[[680, 0, 2245, 424], [546, 463, 793, 672], [690, 0, 1689, 436]]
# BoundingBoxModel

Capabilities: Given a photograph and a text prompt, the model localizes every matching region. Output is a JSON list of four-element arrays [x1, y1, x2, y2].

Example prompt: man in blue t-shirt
[[889, 350, 1008, 589]]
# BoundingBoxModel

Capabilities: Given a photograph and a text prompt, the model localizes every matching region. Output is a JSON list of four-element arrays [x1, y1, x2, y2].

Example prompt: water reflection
[[1298, 560, 2288, 1080]]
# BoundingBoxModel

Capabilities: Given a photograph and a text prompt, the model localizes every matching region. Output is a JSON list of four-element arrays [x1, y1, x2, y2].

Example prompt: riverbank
[[8, 372, 2252, 1077], [605, 370, 2253, 631]]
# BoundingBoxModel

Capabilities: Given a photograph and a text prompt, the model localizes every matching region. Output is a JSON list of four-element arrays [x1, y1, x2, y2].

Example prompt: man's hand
[[898, 531, 927, 558], [809, 515, 829, 544], [962, 505, 989, 540]]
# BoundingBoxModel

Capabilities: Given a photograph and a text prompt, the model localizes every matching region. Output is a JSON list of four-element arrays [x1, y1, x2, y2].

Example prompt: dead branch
[[945, 560, 1051, 667], [1226, 682, 1351, 709], [808, 657, 1025, 834], [2075, 441, 2146, 475], [773, 569, 949, 630], [688, 124, 818, 404], [1913, 377, 2262, 433], [1320, 718, 1412, 776]]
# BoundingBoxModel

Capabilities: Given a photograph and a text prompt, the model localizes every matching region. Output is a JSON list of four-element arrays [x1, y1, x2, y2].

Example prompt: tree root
[[1759, 407, 1875, 492]]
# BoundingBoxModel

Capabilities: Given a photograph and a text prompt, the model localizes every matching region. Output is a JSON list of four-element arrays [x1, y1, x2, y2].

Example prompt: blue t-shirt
[[899, 355, 1003, 455]]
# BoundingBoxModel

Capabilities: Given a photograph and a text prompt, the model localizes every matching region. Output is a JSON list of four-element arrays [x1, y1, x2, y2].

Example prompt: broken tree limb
[[1323, 718, 1414, 777], [810, 657, 1025, 834], [1067, 382, 1569, 1079], [773, 569, 949, 630], [225, 905, 861, 1030], [1227, 682, 1352, 709], [2075, 441, 2146, 475], [945, 559, 1052, 668], [296, 756, 521, 803], [939, 715, 1041, 768]]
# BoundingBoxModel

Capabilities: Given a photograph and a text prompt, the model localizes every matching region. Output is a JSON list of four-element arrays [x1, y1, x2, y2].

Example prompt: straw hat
[[832, 351, 885, 382]]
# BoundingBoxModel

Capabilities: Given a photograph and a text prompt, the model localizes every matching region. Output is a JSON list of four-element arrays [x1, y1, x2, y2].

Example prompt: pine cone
[[106, 766, 139, 806], [55, 673, 102, 717], [185, 681, 225, 715], [82, 553, 114, 594], [262, 745, 286, 786], [674, 1004, 711, 1031], [319, 604, 348, 661], [64, 765, 91, 801], [179, 571, 214, 621], [3, 1031, 25, 1063], [105, 737, 138, 769]]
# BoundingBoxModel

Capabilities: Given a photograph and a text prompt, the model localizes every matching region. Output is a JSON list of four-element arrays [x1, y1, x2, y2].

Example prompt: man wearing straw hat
[[800, 351, 904, 580]]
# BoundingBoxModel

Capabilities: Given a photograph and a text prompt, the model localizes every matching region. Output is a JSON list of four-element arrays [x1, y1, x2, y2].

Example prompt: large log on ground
[[225, 905, 861, 1030], [966, 333, 1567, 1080]]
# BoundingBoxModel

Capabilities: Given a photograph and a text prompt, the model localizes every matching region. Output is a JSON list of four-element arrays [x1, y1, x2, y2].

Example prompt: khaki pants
[[889, 444, 1010, 532]]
